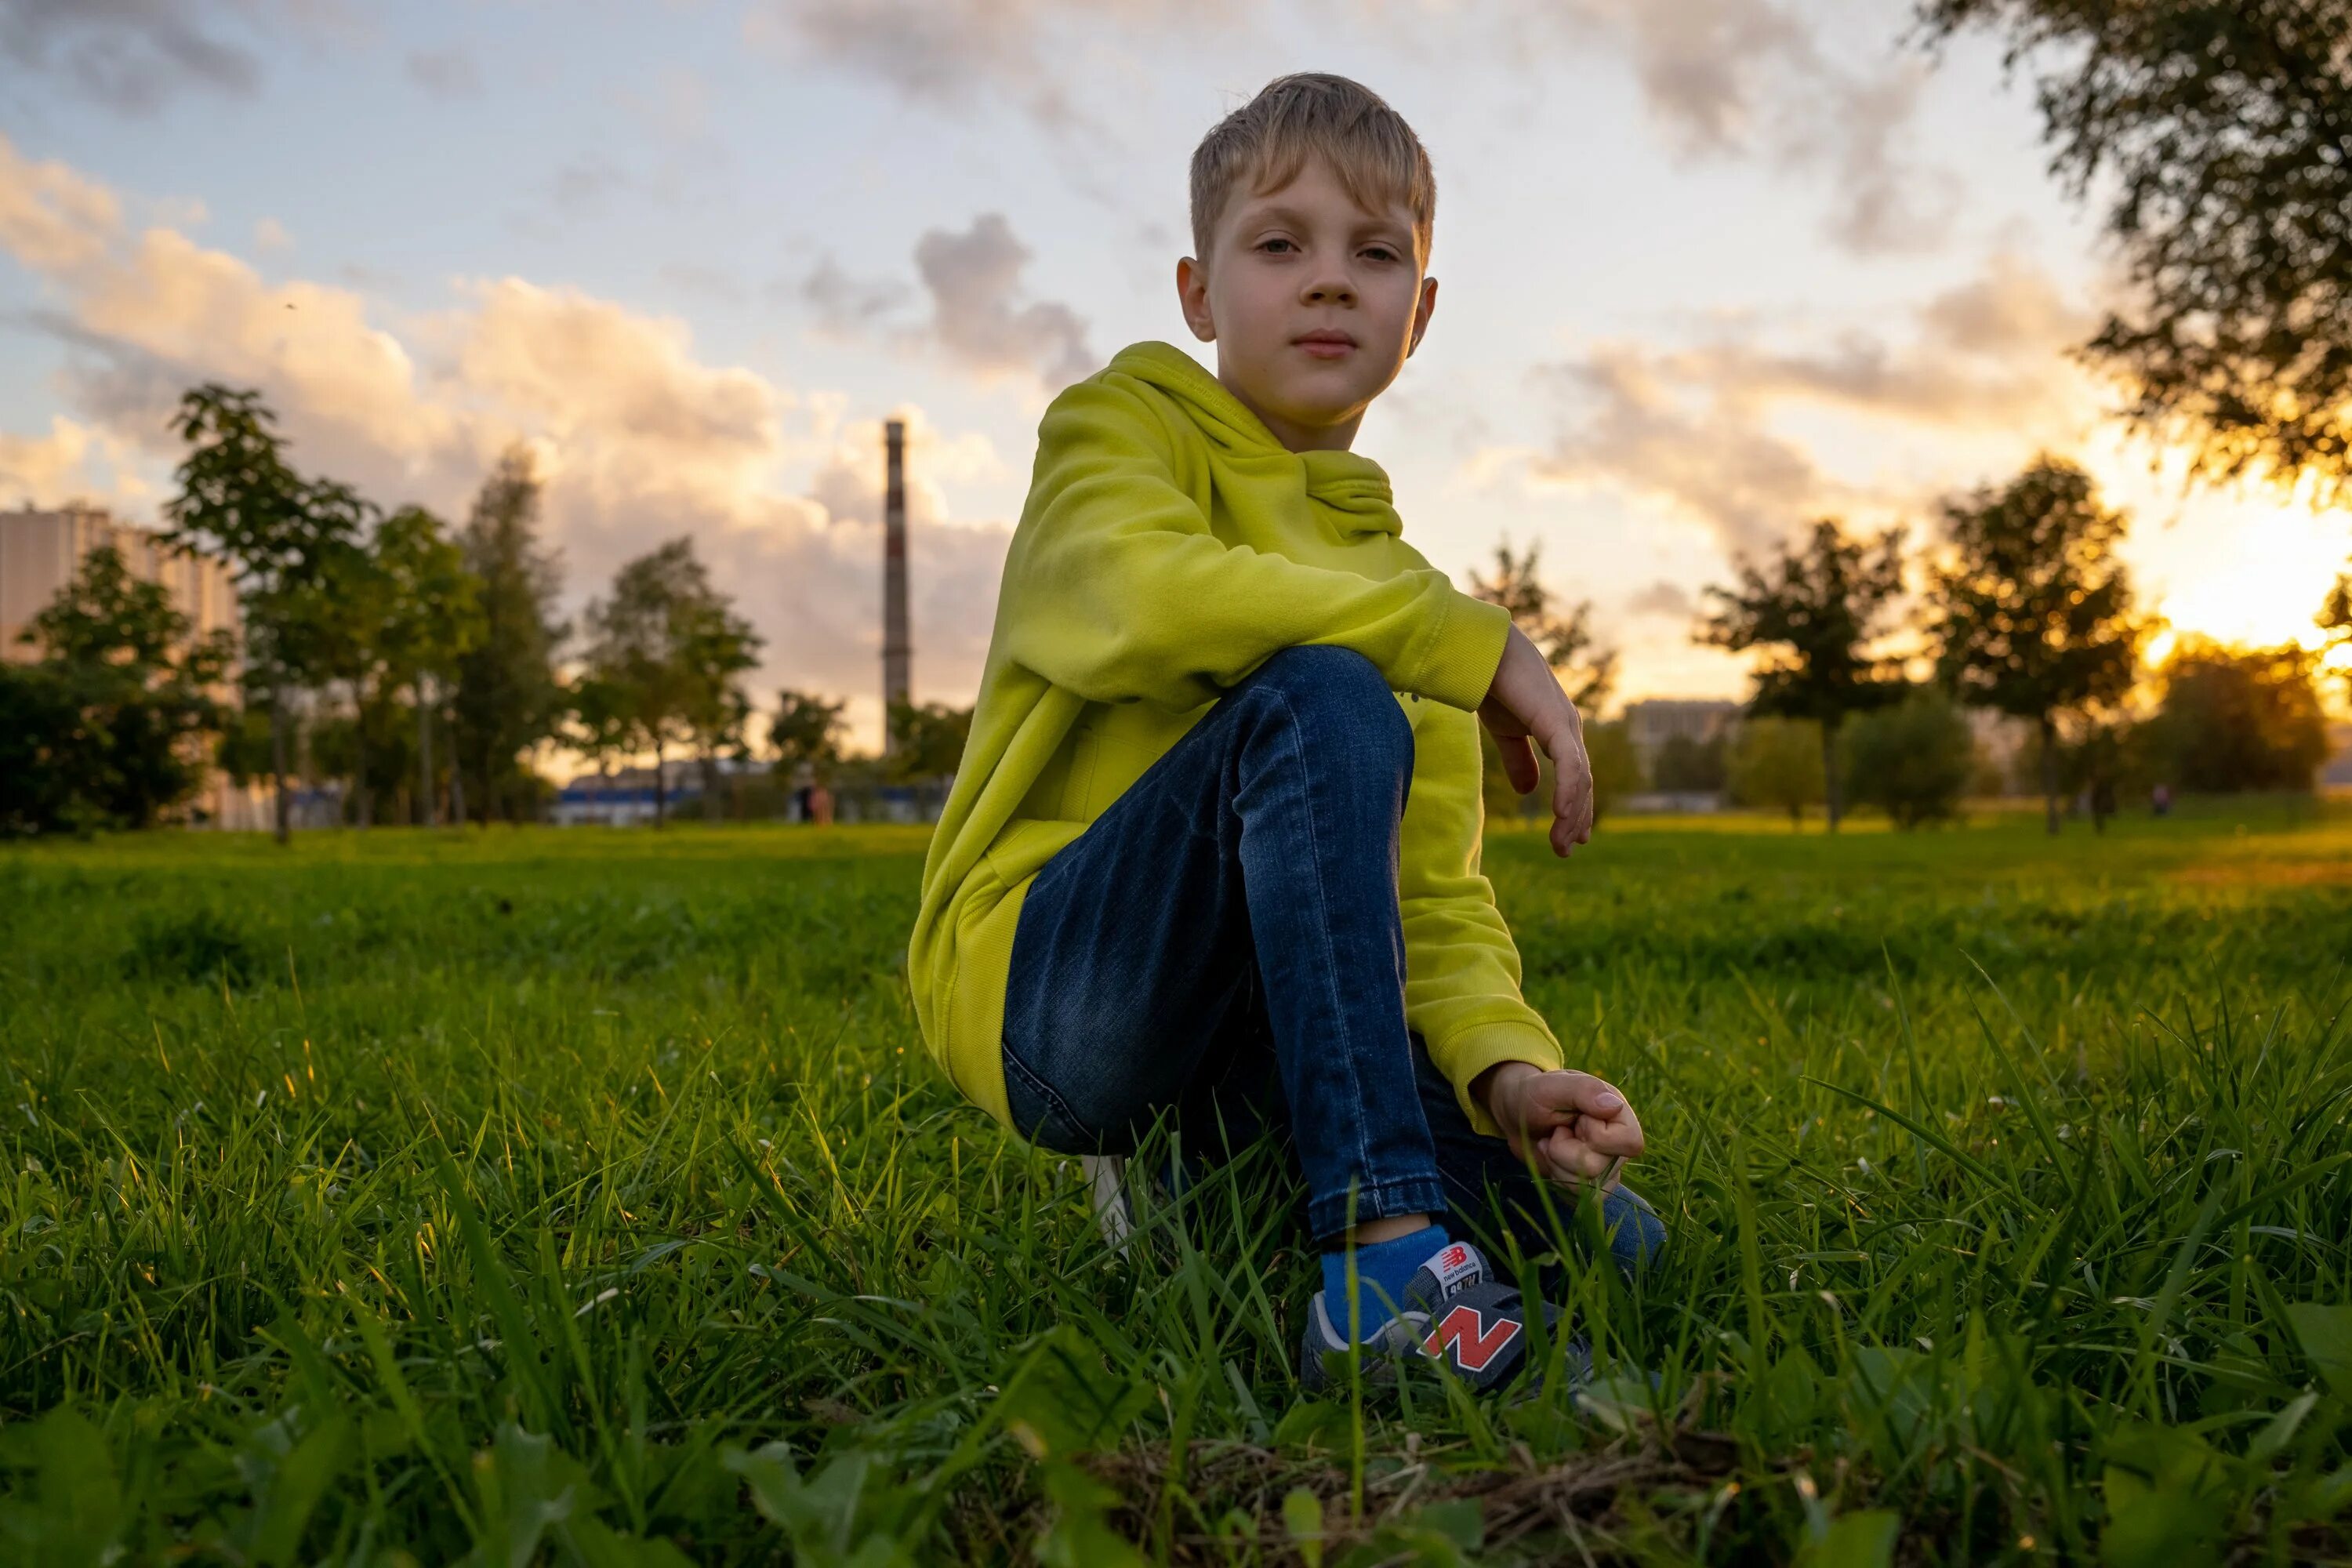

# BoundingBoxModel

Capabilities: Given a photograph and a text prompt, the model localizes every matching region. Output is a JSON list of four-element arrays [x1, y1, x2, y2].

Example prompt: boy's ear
[[1406, 274, 1439, 358], [1176, 256, 1216, 343]]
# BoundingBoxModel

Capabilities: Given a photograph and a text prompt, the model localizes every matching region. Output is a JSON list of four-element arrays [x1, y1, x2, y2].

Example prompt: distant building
[[2, 503, 240, 665], [2, 503, 261, 826], [1620, 699, 1739, 773]]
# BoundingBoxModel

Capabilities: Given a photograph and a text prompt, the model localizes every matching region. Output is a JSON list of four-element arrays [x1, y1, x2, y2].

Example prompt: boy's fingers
[[1525, 1070, 1628, 1121], [1538, 1128, 1618, 1185], [1573, 1112, 1645, 1158], [1497, 733, 1539, 793]]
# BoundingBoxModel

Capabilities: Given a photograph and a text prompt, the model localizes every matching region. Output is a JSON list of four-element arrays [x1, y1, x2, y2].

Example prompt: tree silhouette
[[1697, 518, 1906, 831], [1925, 456, 2150, 833], [1918, 1, 2352, 499], [162, 385, 366, 843], [452, 447, 566, 824], [1466, 536, 1617, 711]]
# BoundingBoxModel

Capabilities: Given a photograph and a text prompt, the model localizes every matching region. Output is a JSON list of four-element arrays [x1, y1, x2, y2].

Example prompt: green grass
[[2, 805, 2347, 1565]]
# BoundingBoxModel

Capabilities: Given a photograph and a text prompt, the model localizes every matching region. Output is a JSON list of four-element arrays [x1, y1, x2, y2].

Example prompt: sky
[[2, 0, 2345, 754]]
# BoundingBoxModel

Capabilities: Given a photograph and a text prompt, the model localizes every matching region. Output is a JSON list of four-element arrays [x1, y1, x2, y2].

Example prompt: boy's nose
[[1302, 276, 1356, 305]]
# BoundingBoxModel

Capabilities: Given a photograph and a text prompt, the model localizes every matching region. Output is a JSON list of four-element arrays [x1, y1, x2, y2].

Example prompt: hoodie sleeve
[[996, 374, 1511, 713], [1399, 702, 1565, 1137]]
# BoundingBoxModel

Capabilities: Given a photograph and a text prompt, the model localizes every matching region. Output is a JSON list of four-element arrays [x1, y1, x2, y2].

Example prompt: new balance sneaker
[[1298, 1238, 1569, 1393]]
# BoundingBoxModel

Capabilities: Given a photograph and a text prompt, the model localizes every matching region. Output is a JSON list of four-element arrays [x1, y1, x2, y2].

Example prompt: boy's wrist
[[1472, 1058, 1544, 1125]]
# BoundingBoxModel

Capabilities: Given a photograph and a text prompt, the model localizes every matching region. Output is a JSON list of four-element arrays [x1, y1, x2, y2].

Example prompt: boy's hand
[[1475, 1060, 1643, 1191], [1477, 624, 1594, 857]]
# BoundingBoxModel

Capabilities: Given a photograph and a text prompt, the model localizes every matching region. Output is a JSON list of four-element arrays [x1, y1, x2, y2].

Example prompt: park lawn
[[1, 804, 2347, 1564]]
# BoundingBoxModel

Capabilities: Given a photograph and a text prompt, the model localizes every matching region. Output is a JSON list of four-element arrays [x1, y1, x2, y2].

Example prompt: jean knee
[[1249, 645, 1414, 771], [1602, 1184, 1668, 1272]]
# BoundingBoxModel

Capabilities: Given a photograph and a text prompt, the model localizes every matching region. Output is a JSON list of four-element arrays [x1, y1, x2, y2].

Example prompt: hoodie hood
[[1104, 340, 1402, 538]]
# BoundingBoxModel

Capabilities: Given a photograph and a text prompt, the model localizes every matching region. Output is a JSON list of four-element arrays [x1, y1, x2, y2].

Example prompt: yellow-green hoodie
[[908, 340, 1565, 1138]]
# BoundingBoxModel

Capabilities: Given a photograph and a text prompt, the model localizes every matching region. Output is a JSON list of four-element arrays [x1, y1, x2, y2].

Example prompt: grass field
[[2, 803, 2348, 1565]]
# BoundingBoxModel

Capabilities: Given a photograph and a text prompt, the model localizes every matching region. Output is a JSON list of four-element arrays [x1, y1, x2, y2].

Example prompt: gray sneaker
[[1298, 1238, 1570, 1393]]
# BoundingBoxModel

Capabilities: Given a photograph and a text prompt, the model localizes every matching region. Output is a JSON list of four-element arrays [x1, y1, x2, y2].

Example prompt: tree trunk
[[417, 675, 436, 827], [270, 686, 291, 846], [1821, 717, 1843, 833], [653, 738, 667, 829], [448, 731, 467, 827], [2039, 714, 2061, 836], [701, 750, 722, 822]]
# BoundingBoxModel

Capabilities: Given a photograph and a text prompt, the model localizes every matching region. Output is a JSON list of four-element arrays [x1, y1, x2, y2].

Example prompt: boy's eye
[[1363, 247, 1398, 262], [1257, 238, 1296, 253]]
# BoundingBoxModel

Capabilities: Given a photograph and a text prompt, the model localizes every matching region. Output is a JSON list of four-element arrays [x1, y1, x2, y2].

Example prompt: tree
[[2320, 575, 2352, 703], [1926, 456, 2151, 834], [564, 672, 637, 783], [1842, 686, 1977, 829], [372, 505, 484, 826], [2136, 637, 2329, 793], [884, 699, 973, 784], [0, 543, 233, 836], [1584, 720, 1643, 821], [1918, 2, 2352, 499], [580, 536, 757, 827], [677, 586, 764, 822], [1697, 517, 1906, 831], [1651, 731, 1728, 793], [1726, 716, 1826, 826], [772, 689, 849, 784], [162, 384, 365, 844], [1467, 536, 1617, 710], [451, 446, 566, 824]]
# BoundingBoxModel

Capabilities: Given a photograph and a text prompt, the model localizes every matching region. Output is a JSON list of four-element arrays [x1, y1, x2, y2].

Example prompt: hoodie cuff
[[1432, 1020, 1566, 1138], [1410, 590, 1512, 712]]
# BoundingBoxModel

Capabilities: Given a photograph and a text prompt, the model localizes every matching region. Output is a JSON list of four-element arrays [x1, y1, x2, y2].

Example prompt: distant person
[[905, 74, 1655, 1395], [2153, 782, 2172, 818], [808, 782, 834, 827]]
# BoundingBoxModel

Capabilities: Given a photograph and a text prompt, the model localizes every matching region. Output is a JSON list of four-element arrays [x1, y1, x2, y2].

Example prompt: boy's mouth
[[1293, 329, 1356, 360]]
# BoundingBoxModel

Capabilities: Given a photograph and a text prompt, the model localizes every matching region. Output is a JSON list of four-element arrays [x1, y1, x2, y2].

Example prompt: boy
[[907, 72, 1658, 1391]]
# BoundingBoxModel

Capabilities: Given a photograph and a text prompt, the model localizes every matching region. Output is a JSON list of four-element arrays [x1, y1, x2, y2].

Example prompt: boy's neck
[[1217, 367, 1363, 454]]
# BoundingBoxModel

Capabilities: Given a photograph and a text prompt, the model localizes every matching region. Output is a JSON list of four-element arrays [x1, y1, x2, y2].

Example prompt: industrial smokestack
[[881, 418, 910, 758]]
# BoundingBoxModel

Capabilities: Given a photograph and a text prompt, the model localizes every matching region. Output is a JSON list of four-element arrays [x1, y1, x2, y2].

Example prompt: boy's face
[[1177, 154, 1436, 454]]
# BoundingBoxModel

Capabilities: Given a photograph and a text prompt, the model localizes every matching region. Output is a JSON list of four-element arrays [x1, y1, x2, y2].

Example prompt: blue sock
[[1320, 1225, 1450, 1339]]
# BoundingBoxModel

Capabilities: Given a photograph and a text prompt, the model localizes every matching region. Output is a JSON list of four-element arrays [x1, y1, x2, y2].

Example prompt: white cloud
[[0, 133, 1012, 746], [1512, 252, 2096, 557]]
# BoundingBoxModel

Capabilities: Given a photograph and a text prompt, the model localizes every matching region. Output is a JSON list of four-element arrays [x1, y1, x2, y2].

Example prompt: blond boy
[[908, 73, 1658, 1389]]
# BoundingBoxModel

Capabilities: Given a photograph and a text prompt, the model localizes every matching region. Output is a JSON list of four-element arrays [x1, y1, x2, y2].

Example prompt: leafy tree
[[0, 543, 232, 835], [1584, 720, 1643, 821], [884, 699, 973, 785], [1467, 536, 1617, 710], [162, 384, 365, 843], [1727, 716, 1827, 827], [581, 537, 757, 827], [564, 672, 638, 784], [1926, 456, 2151, 834], [452, 446, 566, 824], [2136, 637, 2329, 793], [772, 689, 849, 785], [2319, 575, 2352, 702], [1697, 518, 1906, 831], [372, 506, 484, 826], [1918, 1, 2352, 498], [1842, 686, 1977, 829], [1651, 732, 1728, 793]]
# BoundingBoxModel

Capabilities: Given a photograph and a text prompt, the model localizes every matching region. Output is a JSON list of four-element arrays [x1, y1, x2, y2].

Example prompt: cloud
[[404, 45, 481, 101], [909, 213, 1096, 387], [1542, 0, 1956, 255], [0, 416, 146, 508], [0, 133, 1014, 742], [1516, 252, 2091, 556], [1624, 579, 1694, 618], [798, 254, 913, 336], [0, 0, 264, 114], [797, 213, 1097, 390], [0, 135, 125, 272]]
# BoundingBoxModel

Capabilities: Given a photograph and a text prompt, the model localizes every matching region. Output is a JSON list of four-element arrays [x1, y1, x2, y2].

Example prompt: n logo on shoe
[[1422, 1303, 1519, 1373]]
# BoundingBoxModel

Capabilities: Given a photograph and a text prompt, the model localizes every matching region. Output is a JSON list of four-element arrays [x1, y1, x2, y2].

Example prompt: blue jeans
[[1000, 645, 1664, 1267]]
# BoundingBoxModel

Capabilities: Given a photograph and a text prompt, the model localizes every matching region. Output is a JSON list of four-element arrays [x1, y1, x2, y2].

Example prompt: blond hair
[[1189, 72, 1436, 267]]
